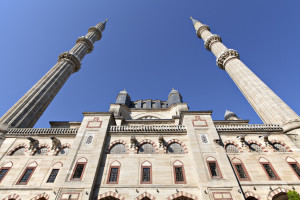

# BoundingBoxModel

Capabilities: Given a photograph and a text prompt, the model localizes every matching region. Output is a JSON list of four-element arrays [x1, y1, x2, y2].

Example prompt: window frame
[[17, 167, 36, 185], [232, 162, 251, 181], [70, 162, 87, 181], [287, 161, 300, 180], [46, 168, 60, 183], [207, 160, 223, 179], [260, 161, 280, 180], [0, 167, 11, 183], [107, 166, 120, 184], [173, 165, 186, 184], [141, 166, 152, 184]]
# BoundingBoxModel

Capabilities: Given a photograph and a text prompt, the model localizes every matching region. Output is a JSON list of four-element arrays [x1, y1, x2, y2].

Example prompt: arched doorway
[[246, 197, 258, 200], [100, 197, 120, 200], [141, 198, 151, 200], [173, 197, 193, 200], [98, 191, 125, 200], [272, 192, 288, 200], [167, 192, 198, 200]]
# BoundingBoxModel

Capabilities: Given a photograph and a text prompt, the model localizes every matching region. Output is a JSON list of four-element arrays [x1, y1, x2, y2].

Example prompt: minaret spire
[[190, 17, 300, 134], [0, 20, 108, 132]]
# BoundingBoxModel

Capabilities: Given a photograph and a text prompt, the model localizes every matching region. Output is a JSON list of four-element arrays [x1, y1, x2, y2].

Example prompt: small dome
[[168, 88, 180, 98], [119, 89, 128, 95], [224, 110, 239, 120]]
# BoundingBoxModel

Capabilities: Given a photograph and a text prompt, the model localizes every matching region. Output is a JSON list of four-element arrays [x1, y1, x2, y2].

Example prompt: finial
[[105, 18, 108, 22], [172, 88, 175, 90], [124, 88, 126, 91], [190, 16, 193, 19], [190, 17, 198, 25]]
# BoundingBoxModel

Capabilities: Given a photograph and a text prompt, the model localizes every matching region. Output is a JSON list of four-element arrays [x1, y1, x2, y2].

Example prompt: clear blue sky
[[0, 1, 299, 128]]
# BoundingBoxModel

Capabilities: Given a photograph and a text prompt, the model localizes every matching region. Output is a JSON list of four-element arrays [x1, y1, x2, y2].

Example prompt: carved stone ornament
[[204, 34, 222, 51], [27, 137, 39, 150], [76, 36, 94, 53], [159, 135, 165, 148], [50, 137, 61, 150], [88, 26, 102, 41], [58, 52, 81, 72], [216, 49, 240, 70], [196, 24, 210, 39], [130, 135, 137, 148]]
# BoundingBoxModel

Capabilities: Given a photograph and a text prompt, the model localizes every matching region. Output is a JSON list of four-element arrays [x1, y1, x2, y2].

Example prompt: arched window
[[249, 143, 262, 153], [259, 157, 280, 180], [17, 161, 37, 185], [11, 147, 26, 156], [206, 157, 222, 179], [46, 162, 63, 183], [138, 143, 155, 154], [71, 157, 87, 181], [0, 161, 13, 183], [231, 158, 250, 181], [57, 147, 70, 156], [225, 144, 239, 153], [35, 147, 48, 155], [110, 144, 126, 154], [167, 143, 184, 154], [141, 161, 152, 184], [107, 161, 121, 184], [273, 143, 286, 152], [173, 160, 186, 184], [286, 157, 300, 179]]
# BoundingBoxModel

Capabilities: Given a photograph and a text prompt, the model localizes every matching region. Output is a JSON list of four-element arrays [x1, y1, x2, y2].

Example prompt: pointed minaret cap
[[96, 18, 108, 32], [190, 16, 198, 25], [168, 88, 183, 106], [224, 110, 240, 120], [116, 89, 131, 107]]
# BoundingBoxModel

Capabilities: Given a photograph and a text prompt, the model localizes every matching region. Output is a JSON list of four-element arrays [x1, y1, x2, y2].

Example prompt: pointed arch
[[8, 143, 28, 156], [167, 191, 199, 200], [244, 191, 260, 200], [98, 191, 125, 200], [107, 140, 129, 154], [258, 157, 280, 180], [30, 192, 50, 200], [54, 143, 71, 155], [231, 157, 251, 181], [270, 140, 292, 152], [206, 156, 222, 179], [164, 139, 188, 154], [267, 187, 288, 200], [247, 140, 266, 152], [134, 192, 156, 200], [223, 140, 243, 153], [2, 193, 22, 200], [173, 160, 186, 184], [135, 139, 158, 154], [286, 156, 300, 179], [31, 143, 50, 155]]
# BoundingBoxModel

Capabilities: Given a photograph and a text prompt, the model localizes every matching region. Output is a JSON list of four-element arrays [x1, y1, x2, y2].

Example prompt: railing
[[215, 124, 282, 132], [7, 128, 79, 135], [109, 125, 186, 132]]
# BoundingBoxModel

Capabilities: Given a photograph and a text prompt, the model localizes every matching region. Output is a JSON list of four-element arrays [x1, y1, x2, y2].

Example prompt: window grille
[[234, 164, 247, 179], [58, 147, 70, 156], [262, 164, 277, 179], [12, 147, 25, 156], [175, 167, 184, 182], [273, 143, 286, 152], [208, 162, 220, 178], [108, 168, 119, 183], [138, 143, 155, 154], [167, 143, 184, 154], [226, 144, 239, 153], [249, 143, 262, 153], [110, 144, 126, 154], [142, 167, 151, 182], [290, 163, 300, 177], [19, 168, 34, 184], [86, 135, 93, 144], [72, 164, 85, 180], [36, 147, 48, 155], [47, 169, 59, 183], [0, 168, 9, 182], [201, 134, 208, 144]]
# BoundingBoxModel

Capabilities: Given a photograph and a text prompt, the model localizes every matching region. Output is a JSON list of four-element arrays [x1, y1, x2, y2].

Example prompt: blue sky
[[0, 1, 299, 127]]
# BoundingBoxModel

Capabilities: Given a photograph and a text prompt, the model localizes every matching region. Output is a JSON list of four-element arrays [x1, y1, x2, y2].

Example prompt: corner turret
[[116, 89, 131, 107], [167, 89, 183, 106]]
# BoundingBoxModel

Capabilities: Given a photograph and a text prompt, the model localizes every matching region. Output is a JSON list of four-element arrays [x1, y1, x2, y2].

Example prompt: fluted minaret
[[0, 19, 108, 132], [190, 17, 300, 133]]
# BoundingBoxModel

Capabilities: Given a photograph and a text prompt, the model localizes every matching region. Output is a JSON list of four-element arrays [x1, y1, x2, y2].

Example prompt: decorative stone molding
[[215, 124, 283, 132], [98, 191, 125, 200], [30, 192, 50, 200], [88, 26, 102, 41], [245, 191, 260, 200], [7, 128, 78, 135], [267, 187, 288, 200], [164, 139, 188, 154], [76, 36, 94, 53], [270, 140, 292, 152], [107, 139, 129, 154], [192, 116, 208, 127], [223, 140, 243, 152], [204, 34, 222, 51], [247, 140, 267, 152], [7, 143, 28, 155], [54, 143, 71, 155], [167, 191, 199, 200], [109, 125, 186, 133], [216, 49, 239, 70], [31, 143, 51, 155], [196, 25, 210, 39], [134, 192, 156, 200], [2, 193, 22, 200], [58, 52, 81, 72], [135, 139, 159, 154]]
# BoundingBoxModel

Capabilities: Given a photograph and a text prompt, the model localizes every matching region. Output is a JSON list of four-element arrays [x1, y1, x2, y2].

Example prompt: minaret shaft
[[192, 18, 300, 132], [0, 20, 107, 128]]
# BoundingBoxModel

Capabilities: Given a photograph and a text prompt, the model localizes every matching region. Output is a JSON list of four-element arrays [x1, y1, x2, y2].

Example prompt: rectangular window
[[208, 162, 221, 178], [108, 167, 119, 183], [47, 169, 59, 183], [290, 163, 300, 178], [234, 164, 250, 181], [0, 168, 10, 183], [71, 163, 85, 180], [174, 167, 185, 183], [17, 167, 35, 184], [142, 167, 151, 183], [262, 163, 279, 180]]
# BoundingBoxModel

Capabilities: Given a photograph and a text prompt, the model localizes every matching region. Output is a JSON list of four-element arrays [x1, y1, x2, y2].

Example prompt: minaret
[[0, 19, 108, 132], [190, 17, 300, 133]]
